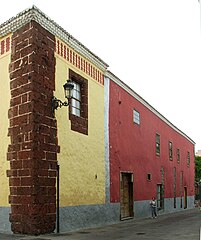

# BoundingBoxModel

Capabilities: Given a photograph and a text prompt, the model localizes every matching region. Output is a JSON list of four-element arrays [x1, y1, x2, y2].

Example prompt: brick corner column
[[7, 20, 58, 235]]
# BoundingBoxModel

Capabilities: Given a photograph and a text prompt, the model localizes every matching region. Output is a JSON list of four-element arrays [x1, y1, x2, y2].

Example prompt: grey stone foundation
[[0, 196, 195, 233], [134, 196, 195, 219], [58, 203, 120, 232], [57, 196, 195, 233], [0, 207, 11, 233]]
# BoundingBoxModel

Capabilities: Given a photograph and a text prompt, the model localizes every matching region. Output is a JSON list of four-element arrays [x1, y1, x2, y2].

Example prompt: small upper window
[[156, 134, 160, 155], [169, 141, 173, 160], [187, 151, 190, 167], [133, 109, 140, 125], [147, 173, 152, 181], [177, 148, 180, 164]]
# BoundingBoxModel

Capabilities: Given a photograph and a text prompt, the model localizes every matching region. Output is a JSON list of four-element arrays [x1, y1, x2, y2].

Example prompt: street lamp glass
[[63, 80, 74, 99]]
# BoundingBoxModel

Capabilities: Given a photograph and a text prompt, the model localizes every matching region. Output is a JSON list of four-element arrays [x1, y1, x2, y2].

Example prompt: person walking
[[150, 197, 157, 218]]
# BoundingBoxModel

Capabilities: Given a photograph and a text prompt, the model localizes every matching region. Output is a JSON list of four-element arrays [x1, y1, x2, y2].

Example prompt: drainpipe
[[199, 0, 201, 30], [56, 164, 60, 233]]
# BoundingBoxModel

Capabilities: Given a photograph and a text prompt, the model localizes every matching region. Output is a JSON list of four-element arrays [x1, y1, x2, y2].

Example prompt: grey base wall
[[0, 196, 195, 233], [59, 203, 120, 233], [134, 196, 195, 218], [0, 207, 11, 233], [58, 196, 195, 233]]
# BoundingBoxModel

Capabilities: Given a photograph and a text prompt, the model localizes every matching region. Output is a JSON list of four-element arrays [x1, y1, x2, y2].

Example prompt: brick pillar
[[7, 21, 57, 234]]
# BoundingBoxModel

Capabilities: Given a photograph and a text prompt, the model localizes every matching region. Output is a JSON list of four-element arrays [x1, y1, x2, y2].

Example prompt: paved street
[[0, 208, 200, 240]]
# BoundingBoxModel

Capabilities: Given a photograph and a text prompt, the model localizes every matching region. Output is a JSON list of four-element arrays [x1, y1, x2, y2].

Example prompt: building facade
[[0, 6, 195, 235], [105, 72, 195, 220]]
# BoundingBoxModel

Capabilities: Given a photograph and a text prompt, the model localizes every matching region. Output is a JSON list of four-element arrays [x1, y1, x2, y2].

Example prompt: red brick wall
[[7, 21, 57, 234]]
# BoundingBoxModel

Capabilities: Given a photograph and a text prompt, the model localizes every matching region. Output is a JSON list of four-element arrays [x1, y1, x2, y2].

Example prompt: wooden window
[[177, 148, 180, 164], [187, 151, 190, 167], [133, 109, 140, 125], [156, 134, 160, 155], [69, 69, 88, 135], [169, 141, 173, 160], [71, 81, 81, 117]]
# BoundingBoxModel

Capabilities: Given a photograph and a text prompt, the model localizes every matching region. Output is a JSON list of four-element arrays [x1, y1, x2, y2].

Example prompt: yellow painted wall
[[0, 37, 11, 206], [55, 50, 105, 206]]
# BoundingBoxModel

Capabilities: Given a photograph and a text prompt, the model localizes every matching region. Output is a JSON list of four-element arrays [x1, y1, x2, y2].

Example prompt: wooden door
[[184, 187, 187, 209], [120, 172, 133, 220]]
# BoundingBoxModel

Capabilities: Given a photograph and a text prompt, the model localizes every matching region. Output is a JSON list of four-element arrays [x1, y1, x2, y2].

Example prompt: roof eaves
[[0, 5, 109, 70], [106, 70, 195, 145]]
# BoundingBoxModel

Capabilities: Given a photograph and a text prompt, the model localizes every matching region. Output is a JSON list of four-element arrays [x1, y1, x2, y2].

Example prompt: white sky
[[0, 0, 201, 152]]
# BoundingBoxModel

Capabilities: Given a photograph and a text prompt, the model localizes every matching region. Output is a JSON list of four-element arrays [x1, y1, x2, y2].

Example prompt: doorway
[[184, 187, 187, 209], [157, 184, 164, 210], [120, 172, 134, 220]]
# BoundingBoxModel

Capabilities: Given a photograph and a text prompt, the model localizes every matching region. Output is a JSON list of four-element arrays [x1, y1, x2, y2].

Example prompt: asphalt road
[[0, 208, 200, 240]]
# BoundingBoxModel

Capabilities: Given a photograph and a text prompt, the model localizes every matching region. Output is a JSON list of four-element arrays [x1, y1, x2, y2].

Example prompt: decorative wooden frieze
[[0, 35, 11, 56], [56, 38, 104, 85]]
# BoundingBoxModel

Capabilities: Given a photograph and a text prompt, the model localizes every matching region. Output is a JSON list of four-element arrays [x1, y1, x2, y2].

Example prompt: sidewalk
[[0, 208, 200, 240]]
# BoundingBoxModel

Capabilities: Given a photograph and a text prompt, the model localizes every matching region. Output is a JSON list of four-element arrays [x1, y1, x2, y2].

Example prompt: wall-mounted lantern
[[52, 79, 74, 113]]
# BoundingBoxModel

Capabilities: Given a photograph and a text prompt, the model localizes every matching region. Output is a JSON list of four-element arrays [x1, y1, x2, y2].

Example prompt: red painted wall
[[109, 80, 195, 202]]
